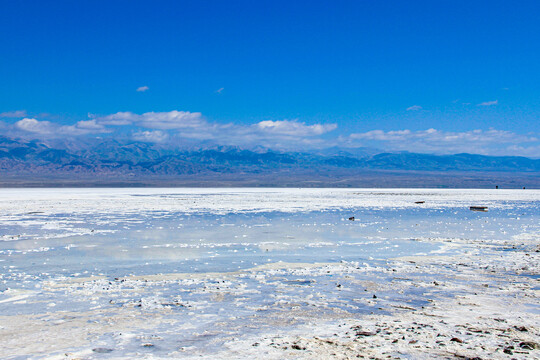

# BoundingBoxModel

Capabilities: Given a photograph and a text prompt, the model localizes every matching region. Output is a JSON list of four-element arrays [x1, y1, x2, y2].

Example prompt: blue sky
[[1, 1, 539, 156]]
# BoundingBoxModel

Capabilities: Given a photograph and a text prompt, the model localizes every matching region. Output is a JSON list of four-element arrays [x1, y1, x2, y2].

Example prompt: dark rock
[[348, 217, 355, 221], [520, 341, 539, 350], [470, 206, 488, 212], [356, 331, 376, 337], [291, 344, 306, 350], [450, 337, 463, 343], [514, 325, 528, 332], [92, 348, 113, 353], [503, 348, 513, 355]]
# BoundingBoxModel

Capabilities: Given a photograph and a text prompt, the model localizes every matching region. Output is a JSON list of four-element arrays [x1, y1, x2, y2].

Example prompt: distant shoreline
[[1, 170, 538, 189]]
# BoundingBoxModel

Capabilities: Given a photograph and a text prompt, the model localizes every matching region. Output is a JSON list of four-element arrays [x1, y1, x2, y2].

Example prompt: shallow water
[[0, 188, 539, 359]]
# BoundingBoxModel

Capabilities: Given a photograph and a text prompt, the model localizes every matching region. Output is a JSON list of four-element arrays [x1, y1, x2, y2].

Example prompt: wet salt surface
[[0, 188, 539, 359]]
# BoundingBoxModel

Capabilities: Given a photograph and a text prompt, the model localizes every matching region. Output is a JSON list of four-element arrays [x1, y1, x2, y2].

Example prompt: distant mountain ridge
[[1, 136, 539, 179]]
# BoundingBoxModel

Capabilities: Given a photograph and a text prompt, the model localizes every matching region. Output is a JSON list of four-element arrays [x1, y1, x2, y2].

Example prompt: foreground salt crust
[[0, 188, 538, 359]]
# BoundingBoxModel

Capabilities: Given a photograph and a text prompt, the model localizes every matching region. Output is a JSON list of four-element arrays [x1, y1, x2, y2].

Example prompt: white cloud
[[477, 100, 498, 106], [92, 112, 337, 148], [14, 118, 108, 137], [256, 120, 337, 136], [8, 111, 336, 150], [94, 111, 205, 130], [15, 118, 55, 134], [132, 130, 169, 143], [165, 119, 337, 148], [351, 129, 413, 141], [91, 111, 135, 126], [0, 110, 27, 118], [137, 111, 204, 129], [346, 128, 539, 156], [73, 119, 105, 130], [6, 111, 539, 157], [505, 144, 540, 158], [406, 105, 422, 111], [137, 86, 149, 92], [60, 120, 108, 136]]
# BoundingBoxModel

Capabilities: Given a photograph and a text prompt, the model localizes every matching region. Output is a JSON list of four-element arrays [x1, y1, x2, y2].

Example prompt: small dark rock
[[356, 331, 376, 337], [450, 337, 463, 343], [373, 295, 377, 299], [348, 217, 355, 221], [92, 348, 113, 353], [503, 348, 513, 355], [291, 344, 306, 350], [514, 325, 528, 332]]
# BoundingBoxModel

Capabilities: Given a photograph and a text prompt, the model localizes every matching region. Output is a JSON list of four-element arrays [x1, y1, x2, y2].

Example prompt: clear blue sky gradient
[[1, 1, 539, 152]]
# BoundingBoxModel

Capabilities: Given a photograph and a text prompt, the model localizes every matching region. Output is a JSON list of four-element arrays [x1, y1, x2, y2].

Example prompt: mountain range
[[1, 136, 539, 188]]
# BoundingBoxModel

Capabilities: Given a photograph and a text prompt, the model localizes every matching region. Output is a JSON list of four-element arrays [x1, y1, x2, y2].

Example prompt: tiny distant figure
[[523, 187, 526, 189], [348, 217, 355, 221], [495, 185, 499, 189]]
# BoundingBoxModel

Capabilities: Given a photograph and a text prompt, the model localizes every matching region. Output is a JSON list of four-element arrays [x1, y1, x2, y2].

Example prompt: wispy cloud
[[94, 111, 205, 130], [0, 110, 27, 118], [132, 130, 169, 143], [136, 86, 149, 92], [14, 118, 108, 136], [345, 128, 539, 156], [505, 144, 540, 158], [477, 100, 498, 106], [215, 87, 224, 94], [406, 105, 422, 111], [257, 120, 337, 136]]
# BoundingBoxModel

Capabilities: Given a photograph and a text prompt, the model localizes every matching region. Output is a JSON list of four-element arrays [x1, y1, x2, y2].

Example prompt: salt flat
[[0, 188, 539, 359]]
